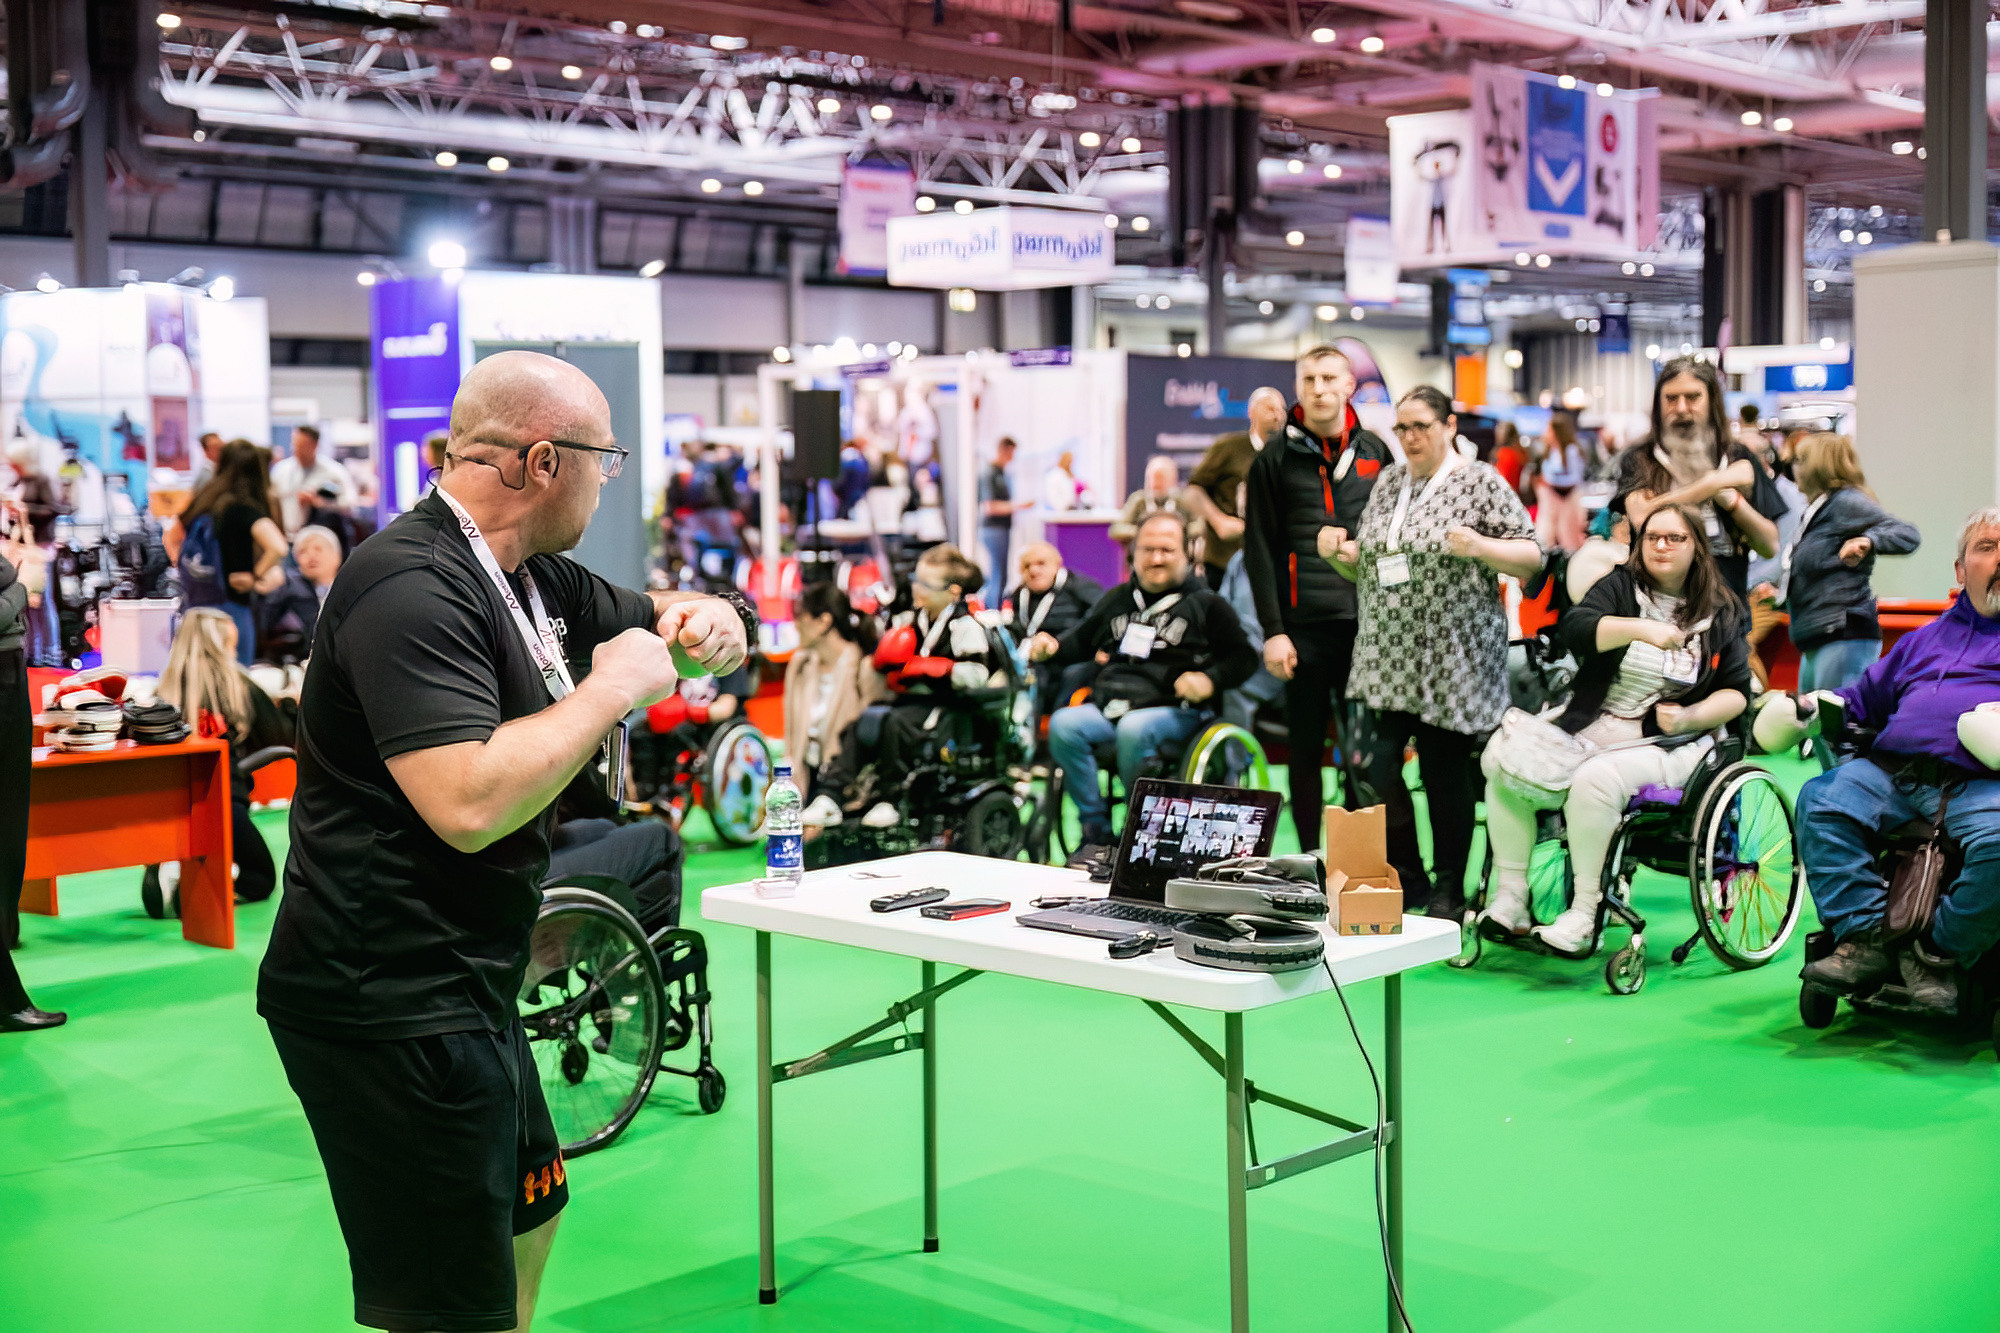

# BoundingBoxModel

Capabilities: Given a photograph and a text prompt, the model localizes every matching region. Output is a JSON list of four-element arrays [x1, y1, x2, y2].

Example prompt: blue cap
[[775, 765, 791, 777]]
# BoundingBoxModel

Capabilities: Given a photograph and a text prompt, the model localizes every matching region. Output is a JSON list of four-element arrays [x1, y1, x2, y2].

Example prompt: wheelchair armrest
[[238, 746, 297, 775]]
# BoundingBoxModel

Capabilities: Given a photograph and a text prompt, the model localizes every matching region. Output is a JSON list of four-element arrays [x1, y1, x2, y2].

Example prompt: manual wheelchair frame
[[1048, 711, 1276, 860], [1454, 725, 1804, 996]]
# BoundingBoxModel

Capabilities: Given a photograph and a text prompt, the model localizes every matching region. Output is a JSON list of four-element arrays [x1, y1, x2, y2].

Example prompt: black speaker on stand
[[787, 388, 843, 586]]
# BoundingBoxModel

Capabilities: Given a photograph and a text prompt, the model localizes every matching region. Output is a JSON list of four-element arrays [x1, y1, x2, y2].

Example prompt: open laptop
[[1017, 779, 1284, 941]]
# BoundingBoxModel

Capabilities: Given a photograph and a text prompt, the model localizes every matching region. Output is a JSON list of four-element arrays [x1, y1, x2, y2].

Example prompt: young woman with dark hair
[[1479, 503, 1754, 956], [165, 440, 288, 664]]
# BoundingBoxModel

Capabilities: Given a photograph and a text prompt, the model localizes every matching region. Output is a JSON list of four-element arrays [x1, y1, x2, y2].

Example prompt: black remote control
[[871, 886, 950, 913]]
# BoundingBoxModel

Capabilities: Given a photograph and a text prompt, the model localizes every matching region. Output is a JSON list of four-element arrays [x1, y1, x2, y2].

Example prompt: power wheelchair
[[1454, 633, 1805, 995]]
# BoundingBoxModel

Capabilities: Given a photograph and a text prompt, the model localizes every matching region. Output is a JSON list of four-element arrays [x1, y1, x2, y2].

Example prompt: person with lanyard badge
[[1750, 432, 1920, 695], [256, 352, 751, 1333], [1242, 344, 1396, 851], [1033, 511, 1259, 849], [1478, 503, 1753, 957], [1326, 386, 1543, 920], [1004, 542, 1103, 717], [785, 581, 887, 808]]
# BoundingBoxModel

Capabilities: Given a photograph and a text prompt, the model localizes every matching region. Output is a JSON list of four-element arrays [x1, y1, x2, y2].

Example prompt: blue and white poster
[[1468, 63, 1657, 258], [1525, 81, 1587, 217]]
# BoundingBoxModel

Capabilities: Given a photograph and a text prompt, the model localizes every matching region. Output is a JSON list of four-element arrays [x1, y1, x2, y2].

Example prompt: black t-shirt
[[256, 492, 654, 1040], [980, 463, 1012, 530], [218, 502, 262, 605]]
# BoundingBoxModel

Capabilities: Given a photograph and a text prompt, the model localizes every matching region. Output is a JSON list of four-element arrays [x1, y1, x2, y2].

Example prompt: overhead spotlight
[[435, 150, 459, 167], [1503, 348, 1524, 369], [1869, 205, 1884, 218], [711, 34, 749, 50], [1917, 146, 1928, 159], [1080, 131, 1102, 147], [954, 199, 974, 214], [1315, 303, 1337, 320], [1556, 74, 1576, 90], [1285, 230, 1305, 246], [1534, 253, 1552, 267], [888, 341, 903, 355], [35, 275, 60, 293], [636, 25, 662, 38], [167, 266, 205, 286], [1645, 343, 1661, 359], [1813, 278, 1827, 292], [862, 343, 878, 357], [1104, 213, 1119, 228], [1351, 306, 1365, 321], [818, 96, 841, 115], [1838, 228, 1854, 242], [1515, 252, 1531, 266], [743, 180, 765, 196], [1287, 159, 1304, 174], [1621, 261, 1637, 275], [1857, 231, 1873, 245], [1176, 342, 1193, 357], [192, 129, 206, 142], [157, 12, 183, 29], [1137, 294, 1153, 309], [1360, 34, 1386, 53], [1311, 26, 1336, 42], [1132, 216, 1150, 232], [1258, 299, 1274, 315], [638, 258, 667, 278], [1323, 163, 1342, 179], [947, 287, 978, 313], [1122, 136, 1143, 152], [1820, 336, 1836, 350], [207, 275, 235, 302], [1681, 341, 1694, 354], [916, 196, 937, 212], [1597, 83, 1614, 97], [901, 343, 920, 360], [608, 20, 626, 33], [490, 56, 513, 72], [773, 346, 792, 363], [1891, 140, 1914, 155], [1157, 296, 1172, 310], [1741, 109, 1762, 127], [701, 178, 723, 193], [870, 103, 894, 121], [356, 270, 379, 287], [562, 64, 584, 80], [486, 155, 509, 172], [1639, 262, 1655, 277], [428, 241, 468, 268], [1773, 116, 1794, 132]]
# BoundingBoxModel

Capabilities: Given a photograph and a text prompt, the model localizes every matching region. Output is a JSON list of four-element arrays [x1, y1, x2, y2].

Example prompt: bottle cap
[[774, 765, 791, 778]]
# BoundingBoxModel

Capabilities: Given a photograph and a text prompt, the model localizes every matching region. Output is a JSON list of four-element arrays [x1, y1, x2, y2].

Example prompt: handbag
[[1885, 786, 1955, 944], [1487, 708, 1599, 803]]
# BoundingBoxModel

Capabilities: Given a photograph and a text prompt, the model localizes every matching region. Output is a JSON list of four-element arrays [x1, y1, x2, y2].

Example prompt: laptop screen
[[1109, 779, 1284, 903]]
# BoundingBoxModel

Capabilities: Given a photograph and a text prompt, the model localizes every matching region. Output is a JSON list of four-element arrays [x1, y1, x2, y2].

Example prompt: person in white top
[[1042, 450, 1087, 511], [270, 425, 357, 534]]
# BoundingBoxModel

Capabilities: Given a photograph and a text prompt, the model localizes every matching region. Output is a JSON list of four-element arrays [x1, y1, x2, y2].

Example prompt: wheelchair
[[1453, 643, 1804, 995], [521, 871, 724, 1156], [631, 705, 773, 846], [1047, 705, 1275, 860]]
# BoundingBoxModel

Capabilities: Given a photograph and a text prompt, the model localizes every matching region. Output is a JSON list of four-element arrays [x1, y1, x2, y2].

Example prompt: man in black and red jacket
[[1242, 344, 1394, 850]]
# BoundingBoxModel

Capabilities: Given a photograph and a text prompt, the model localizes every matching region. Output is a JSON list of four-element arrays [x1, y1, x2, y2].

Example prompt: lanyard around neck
[[437, 487, 575, 705], [1023, 568, 1068, 637], [1131, 586, 1184, 624], [1386, 451, 1458, 552]]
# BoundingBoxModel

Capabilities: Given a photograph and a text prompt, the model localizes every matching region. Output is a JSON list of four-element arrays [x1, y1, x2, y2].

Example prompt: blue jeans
[[980, 526, 1010, 603], [1796, 637, 1880, 693], [221, 600, 257, 666], [1048, 703, 1206, 834], [1798, 757, 2000, 958]]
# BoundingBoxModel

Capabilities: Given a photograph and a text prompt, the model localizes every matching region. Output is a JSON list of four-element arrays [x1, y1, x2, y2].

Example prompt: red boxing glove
[[647, 694, 691, 734], [902, 655, 954, 680], [875, 623, 918, 670], [685, 700, 712, 726]]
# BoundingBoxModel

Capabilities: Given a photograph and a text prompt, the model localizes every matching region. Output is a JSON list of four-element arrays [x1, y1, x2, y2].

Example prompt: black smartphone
[[919, 898, 1011, 921]]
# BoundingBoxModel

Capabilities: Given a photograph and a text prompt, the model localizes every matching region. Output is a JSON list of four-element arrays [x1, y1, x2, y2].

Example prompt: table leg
[[19, 877, 55, 917], [180, 748, 235, 949], [1384, 973, 1404, 1333], [922, 959, 939, 1253], [1225, 1010, 1249, 1333], [757, 930, 776, 1305]]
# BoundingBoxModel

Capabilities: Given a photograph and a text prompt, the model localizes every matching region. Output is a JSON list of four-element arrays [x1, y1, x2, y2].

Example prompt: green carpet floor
[[5, 771, 1999, 1333]]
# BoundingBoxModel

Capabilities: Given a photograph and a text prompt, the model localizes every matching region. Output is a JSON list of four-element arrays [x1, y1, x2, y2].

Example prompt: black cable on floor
[[1321, 955, 1416, 1333]]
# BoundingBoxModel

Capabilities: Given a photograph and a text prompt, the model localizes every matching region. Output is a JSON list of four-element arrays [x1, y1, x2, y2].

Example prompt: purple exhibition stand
[[1045, 512, 1126, 588]]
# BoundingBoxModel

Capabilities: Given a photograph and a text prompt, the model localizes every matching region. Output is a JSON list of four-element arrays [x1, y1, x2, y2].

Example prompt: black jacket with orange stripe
[[1243, 404, 1394, 634]]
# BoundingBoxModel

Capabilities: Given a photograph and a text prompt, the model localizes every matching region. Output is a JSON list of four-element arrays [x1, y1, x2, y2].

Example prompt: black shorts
[[269, 1019, 569, 1333]]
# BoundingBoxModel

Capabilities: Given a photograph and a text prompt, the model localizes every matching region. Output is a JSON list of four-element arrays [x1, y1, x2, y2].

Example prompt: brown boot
[[1899, 940, 1960, 1016], [1800, 926, 1894, 994]]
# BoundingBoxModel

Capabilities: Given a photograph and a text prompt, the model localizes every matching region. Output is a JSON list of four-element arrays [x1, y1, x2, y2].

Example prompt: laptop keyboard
[[1074, 901, 1197, 927]]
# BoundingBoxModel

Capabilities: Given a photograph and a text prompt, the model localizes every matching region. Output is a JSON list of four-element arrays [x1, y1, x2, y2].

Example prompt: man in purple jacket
[[1798, 507, 2000, 1013]]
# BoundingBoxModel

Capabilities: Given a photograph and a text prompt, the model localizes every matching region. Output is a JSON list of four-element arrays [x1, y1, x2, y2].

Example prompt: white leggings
[[1482, 735, 1712, 900]]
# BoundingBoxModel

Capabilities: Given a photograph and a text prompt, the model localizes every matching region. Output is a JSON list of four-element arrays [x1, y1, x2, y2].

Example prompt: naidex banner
[[886, 206, 1113, 290], [837, 160, 917, 278], [1123, 354, 1290, 494], [370, 276, 461, 513]]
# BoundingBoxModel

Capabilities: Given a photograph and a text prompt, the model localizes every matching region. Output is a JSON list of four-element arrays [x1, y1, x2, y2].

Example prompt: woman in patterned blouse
[[1326, 386, 1543, 919]]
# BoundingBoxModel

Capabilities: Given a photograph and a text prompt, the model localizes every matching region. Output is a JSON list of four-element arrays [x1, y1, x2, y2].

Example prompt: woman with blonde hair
[[148, 608, 291, 909], [1532, 413, 1593, 553], [1751, 432, 1920, 693]]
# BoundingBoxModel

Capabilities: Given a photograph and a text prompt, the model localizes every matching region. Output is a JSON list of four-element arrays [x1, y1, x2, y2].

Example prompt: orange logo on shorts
[[523, 1152, 568, 1206]]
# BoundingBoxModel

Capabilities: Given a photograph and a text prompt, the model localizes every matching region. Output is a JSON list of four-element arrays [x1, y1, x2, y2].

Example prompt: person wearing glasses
[[256, 351, 750, 1333], [1478, 503, 1752, 957], [1325, 386, 1542, 921]]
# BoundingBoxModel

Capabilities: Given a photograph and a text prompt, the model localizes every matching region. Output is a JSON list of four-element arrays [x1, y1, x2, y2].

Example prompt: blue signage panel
[[371, 276, 461, 513], [1526, 82, 1588, 217], [1763, 358, 1853, 393], [1124, 354, 1289, 494], [1597, 312, 1631, 354]]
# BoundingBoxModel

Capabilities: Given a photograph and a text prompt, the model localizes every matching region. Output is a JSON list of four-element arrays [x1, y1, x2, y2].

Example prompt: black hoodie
[[1243, 403, 1394, 633], [1046, 574, 1257, 712]]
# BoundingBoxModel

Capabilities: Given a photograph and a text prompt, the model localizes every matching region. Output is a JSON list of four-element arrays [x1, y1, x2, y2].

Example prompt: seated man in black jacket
[[1005, 541, 1103, 716], [1033, 511, 1258, 847]]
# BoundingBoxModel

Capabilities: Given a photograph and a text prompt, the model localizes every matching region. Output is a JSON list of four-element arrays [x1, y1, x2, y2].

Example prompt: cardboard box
[[1323, 804, 1405, 936]]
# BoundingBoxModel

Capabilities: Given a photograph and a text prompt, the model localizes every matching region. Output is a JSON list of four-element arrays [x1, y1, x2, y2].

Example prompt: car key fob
[[1108, 930, 1169, 960], [871, 886, 950, 913]]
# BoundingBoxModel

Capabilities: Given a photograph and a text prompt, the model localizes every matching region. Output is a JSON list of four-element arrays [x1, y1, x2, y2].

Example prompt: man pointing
[[258, 351, 751, 1333]]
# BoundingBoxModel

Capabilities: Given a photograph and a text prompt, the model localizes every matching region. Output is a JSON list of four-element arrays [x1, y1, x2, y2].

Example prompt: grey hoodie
[[1777, 487, 1921, 650]]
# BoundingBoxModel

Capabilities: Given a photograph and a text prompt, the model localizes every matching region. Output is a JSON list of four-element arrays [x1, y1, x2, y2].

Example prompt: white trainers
[[801, 794, 845, 828], [1477, 880, 1533, 938], [861, 802, 900, 828], [1531, 903, 1602, 959]]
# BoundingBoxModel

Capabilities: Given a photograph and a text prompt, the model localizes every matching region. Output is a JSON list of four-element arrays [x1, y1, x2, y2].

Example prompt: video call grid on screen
[[1114, 781, 1281, 901]]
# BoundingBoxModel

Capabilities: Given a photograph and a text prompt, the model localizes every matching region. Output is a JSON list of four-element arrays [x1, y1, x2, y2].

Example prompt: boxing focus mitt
[[1959, 704, 2000, 771]]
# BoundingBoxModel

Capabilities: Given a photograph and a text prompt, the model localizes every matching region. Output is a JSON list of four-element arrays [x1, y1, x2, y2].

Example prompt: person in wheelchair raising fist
[[805, 543, 1012, 828], [1032, 511, 1258, 850]]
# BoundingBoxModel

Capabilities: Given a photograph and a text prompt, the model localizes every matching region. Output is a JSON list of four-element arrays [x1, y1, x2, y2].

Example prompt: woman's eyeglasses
[[1642, 531, 1692, 548], [1390, 420, 1441, 437]]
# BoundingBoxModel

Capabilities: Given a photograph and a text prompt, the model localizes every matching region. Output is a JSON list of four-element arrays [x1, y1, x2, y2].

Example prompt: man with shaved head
[[259, 351, 752, 1333], [1185, 385, 1287, 588], [1004, 541, 1103, 715]]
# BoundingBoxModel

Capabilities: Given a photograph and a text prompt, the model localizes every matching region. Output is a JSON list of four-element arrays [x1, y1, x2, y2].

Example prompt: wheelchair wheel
[[962, 790, 1025, 859], [521, 887, 666, 1156], [1800, 984, 1839, 1029], [1688, 764, 1802, 970], [697, 1064, 727, 1115], [1180, 722, 1271, 790], [701, 719, 773, 846], [1605, 945, 1647, 995]]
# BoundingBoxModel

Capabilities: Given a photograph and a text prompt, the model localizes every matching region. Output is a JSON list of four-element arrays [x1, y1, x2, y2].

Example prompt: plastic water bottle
[[761, 766, 803, 894]]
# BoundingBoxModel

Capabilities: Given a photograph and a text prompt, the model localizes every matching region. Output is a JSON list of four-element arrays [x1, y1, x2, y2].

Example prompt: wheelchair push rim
[[1688, 765, 1802, 970], [1179, 722, 1271, 790], [520, 888, 667, 1156], [702, 720, 773, 846]]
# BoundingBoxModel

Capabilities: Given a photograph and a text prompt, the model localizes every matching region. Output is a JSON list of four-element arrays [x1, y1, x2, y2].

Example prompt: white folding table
[[703, 851, 1458, 1332]]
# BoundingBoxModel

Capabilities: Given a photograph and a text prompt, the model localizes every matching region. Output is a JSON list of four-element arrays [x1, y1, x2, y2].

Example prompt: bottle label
[[767, 833, 803, 872]]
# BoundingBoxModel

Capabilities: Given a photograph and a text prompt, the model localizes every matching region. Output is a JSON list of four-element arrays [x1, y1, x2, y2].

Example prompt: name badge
[[1663, 652, 1699, 686], [1377, 552, 1412, 588], [1119, 622, 1158, 658]]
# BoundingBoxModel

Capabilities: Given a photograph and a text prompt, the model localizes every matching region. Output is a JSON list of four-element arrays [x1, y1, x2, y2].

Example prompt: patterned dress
[[1349, 458, 1539, 736]]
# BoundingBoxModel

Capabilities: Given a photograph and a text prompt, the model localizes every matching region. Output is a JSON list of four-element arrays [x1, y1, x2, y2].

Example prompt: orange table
[[23, 737, 235, 949]]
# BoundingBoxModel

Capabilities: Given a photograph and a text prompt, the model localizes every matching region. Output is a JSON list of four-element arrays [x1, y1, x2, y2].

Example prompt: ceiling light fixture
[[1080, 131, 1102, 147], [818, 96, 841, 115], [870, 103, 894, 121], [207, 276, 235, 302], [1639, 262, 1655, 277], [1323, 163, 1342, 179], [639, 259, 667, 278], [1258, 299, 1274, 315], [1534, 253, 1551, 267], [744, 180, 765, 196], [1514, 252, 1530, 266], [1351, 307, 1365, 321], [1773, 116, 1794, 132], [1132, 216, 1150, 232], [1741, 109, 1762, 126], [157, 12, 183, 29], [701, 178, 723, 193], [1622, 261, 1637, 275], [1286, 230, 1305, 246], [1556, 74, 1576, 90], [1137, 294, 1153, 309], [1597, 82, 1614, 97], [1122, 136, 1143, 152], [428, 240, 468, 268], [1820, 336, 1837, 350], [773, 346, 792, 362], [1813, 278, 1827, 292], [1287, 159, 1304, 174], [1311, 26, 1336, 42], [954, 199, 974, 214], [356, 270, 378, 287], [916, 196, 937, 212], [1104, 213, 1119, 228], [1315, 304, 1337, 320], [34, 276, 60, 293], [1645, 344, 1661, 359], [1360, 34, 1386, 53], [562, 64, 584, 80], [711, 34, 749, 50], [1157, 296, 1172, 309], [490, 56, 513, 72], [1177, 343, 1193, 357], [486, 155, 509, 172], [435, 150, 458, 167], [1891, 140, 1914, 155]]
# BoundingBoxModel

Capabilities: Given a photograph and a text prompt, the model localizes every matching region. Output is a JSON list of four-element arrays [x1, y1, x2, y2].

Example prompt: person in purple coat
[[1797, 506, 2000, 1014]]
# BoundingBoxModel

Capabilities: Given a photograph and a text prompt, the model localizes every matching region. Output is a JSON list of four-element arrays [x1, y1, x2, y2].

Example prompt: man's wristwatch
[[713, 586, 760, 661]]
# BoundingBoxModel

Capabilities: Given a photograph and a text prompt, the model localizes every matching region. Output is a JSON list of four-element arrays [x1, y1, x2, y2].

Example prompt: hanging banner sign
[[1344, 215, 1400, 305], [886, 206, 1113, 290], [837, 160, 917, 278], [1387, 110, 1481, 266]]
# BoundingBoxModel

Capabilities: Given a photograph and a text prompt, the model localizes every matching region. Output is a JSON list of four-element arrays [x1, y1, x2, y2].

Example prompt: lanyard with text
[[1776, 494, 1830, 603], [1378, 452, 1458, 588], [437, 487, 628, 806], [1023, 569, 1068, 638], [1119, 587, 1182, 659]]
